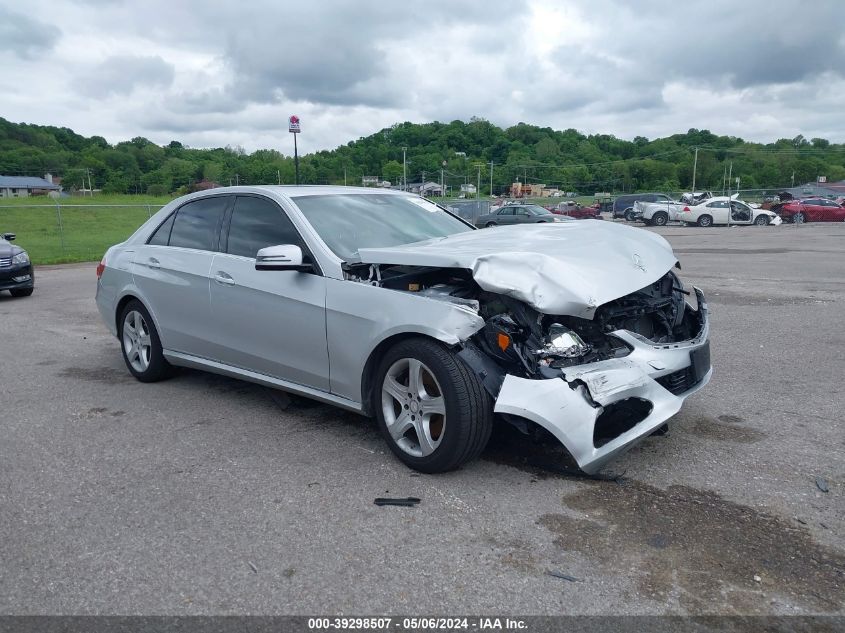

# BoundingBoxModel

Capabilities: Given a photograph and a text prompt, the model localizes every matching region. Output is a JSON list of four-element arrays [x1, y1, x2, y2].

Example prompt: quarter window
[[226, 196, 304, 258], [168, 197, 228, 251], [147, 213, 175, 246]]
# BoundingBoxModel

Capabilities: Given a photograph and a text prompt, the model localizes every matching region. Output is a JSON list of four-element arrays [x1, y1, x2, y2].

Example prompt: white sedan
[[678, 197, 781, 227]]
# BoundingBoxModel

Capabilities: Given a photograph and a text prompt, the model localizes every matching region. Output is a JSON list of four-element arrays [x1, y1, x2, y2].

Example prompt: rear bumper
[[494, 287, 711, 474], [0, 263, 34, 291]]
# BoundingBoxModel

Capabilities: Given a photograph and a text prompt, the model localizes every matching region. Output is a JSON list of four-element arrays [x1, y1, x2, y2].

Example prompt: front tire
[[794, 212, 806, 224], [374, 337, 493, 473], [118, 300, 174, 382], [10, 287, 34, 297], [697, 215, 713, 227], [624, 208, 634, 221], [754, 215, 770, 226]]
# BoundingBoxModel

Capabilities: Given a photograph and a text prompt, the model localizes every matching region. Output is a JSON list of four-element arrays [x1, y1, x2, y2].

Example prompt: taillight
[[682, 207, 690, 213], [96, 258, 105, 279]]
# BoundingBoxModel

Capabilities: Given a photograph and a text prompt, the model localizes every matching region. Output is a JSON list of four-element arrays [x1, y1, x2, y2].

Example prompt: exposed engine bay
[[345, 262, 706, 382]]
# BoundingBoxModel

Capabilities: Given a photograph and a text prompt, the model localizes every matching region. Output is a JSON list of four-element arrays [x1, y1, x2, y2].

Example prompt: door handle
[[147, 257, 160, 269], [214, 271, 235, 286]]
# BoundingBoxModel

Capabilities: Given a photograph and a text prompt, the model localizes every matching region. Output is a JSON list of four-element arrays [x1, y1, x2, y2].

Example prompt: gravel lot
[[1, 221, 843, 616]]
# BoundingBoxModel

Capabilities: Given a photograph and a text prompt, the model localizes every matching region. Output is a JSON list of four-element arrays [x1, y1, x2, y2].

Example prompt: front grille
[[656, 367, 696, 395], [0, 257, 11, 268]]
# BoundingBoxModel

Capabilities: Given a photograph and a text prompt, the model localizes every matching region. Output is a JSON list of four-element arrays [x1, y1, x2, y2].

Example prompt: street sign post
[[289, 115, 301, 185]]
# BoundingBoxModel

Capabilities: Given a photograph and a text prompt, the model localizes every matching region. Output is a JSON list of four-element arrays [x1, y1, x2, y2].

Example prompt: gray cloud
[[78, 55, 175, 97], [0, 6, 61, 58], [4, 0, 845, 150]]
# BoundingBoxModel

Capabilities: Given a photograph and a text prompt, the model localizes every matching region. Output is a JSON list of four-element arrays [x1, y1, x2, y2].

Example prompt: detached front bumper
[[0, 262, 34, 291], [493, 288, 711, 474]]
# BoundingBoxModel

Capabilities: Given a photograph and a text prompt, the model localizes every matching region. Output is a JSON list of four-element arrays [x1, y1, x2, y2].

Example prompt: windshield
[[292, 194, 473, 260], [524, 205, 552, 216]]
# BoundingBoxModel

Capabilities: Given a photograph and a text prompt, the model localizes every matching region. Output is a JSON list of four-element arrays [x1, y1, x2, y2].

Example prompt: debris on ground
[[816, 477, 829, 493], [247, 561, 258, 573], [374, 497, 421, 507], [753, 575, 762, 583], [547, 570, 581, 582]]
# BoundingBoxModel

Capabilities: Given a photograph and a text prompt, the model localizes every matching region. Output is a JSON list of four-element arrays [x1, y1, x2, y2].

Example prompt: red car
[[547, 201, 602, 220], [778, 198, 845, 223]]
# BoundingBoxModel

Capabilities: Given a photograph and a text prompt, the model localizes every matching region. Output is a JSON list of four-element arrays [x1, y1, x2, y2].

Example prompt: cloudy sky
[[2, 0, 844, 153]]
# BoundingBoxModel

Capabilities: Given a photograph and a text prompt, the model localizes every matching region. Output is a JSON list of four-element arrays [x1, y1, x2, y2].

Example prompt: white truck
[[633, 199, 687, 225]]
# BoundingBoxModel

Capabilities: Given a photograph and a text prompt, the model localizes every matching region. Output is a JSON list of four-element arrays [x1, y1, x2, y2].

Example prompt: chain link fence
[[0, 203, 164, 264]]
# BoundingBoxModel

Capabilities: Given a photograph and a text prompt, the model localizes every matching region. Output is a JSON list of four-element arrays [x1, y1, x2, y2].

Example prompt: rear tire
[[697, 215, 713, 227], [374, 337, 493, 473], [10, 287, 33, 297], [118, 300, 174, 383], [652, 212, 669, 226], [794, 212, 806, 224], [485, 222, 497, 228]]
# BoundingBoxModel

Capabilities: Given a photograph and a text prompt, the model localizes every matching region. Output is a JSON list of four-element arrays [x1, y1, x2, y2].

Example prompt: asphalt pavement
[[1, 221, 843, 615]]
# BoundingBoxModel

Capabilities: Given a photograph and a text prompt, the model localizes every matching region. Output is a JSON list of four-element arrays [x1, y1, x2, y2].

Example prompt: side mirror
[[255, 244, 312, 272], [2, 233, 15, 241]]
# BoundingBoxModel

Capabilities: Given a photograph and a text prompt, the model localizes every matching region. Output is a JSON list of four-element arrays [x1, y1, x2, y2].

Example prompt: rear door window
[[169, 196, 229, 251]]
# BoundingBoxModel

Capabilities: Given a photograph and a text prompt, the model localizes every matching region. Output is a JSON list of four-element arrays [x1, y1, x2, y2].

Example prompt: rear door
[[132, 194, 231, 354], [208, 194, 329, 390]]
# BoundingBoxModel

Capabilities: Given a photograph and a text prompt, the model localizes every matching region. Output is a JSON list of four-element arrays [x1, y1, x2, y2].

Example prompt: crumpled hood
[[357, 222, 678, 318]]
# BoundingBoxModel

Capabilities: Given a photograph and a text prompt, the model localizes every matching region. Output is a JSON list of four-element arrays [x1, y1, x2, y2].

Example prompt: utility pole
[[235, 173, 239, 186], [691, 147, 698, 196], [727, 162, 732, 228], [402, 147, 408, 191], [489, 161, 494, 197], [791, 171, 795, 188], [277, 170, 281, 185], [474, 164, 482, 200], [722, 163, 727, 195], [344, 167, 347, 186]]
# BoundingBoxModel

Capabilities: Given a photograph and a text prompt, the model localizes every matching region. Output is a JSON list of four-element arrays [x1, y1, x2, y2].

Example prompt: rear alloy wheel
[[697, 215, 713, 227], [794, 212, 806, 224], [754, 215, 770, 226], [485, 222, 497, 228], [375, 338, 492, 473], [624, 208, 634, 221], [119, 300, 174, 382], [652, 211, 669, 226]]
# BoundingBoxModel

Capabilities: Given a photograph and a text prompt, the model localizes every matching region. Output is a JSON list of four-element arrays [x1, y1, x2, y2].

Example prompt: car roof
[[193, 185, 413, 199]]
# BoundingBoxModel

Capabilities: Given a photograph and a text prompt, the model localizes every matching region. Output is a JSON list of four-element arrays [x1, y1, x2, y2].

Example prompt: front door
[[208, 194, 330, 391]]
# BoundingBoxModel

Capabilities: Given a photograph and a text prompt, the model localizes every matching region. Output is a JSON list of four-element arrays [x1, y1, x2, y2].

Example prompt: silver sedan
[[96, 186, 711, 474]]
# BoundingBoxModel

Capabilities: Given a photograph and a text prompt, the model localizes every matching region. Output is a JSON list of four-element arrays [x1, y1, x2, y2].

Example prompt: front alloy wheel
[[375, 338, 493, 473], [382, 358, 446, 458]]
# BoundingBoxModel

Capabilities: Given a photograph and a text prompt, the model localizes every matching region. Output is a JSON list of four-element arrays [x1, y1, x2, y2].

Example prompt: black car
[[0, 233, 34, 297], [612, 193, 671, 220]]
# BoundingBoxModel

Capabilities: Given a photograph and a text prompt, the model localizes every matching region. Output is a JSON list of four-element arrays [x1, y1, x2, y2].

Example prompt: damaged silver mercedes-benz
[[96, 186, 711, 475]]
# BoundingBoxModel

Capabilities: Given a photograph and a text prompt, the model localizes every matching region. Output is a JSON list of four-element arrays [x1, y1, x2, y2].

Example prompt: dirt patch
[[58, 366, 135, 384], [681, 415, 766, 444], [539, 481, 845, 613]]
